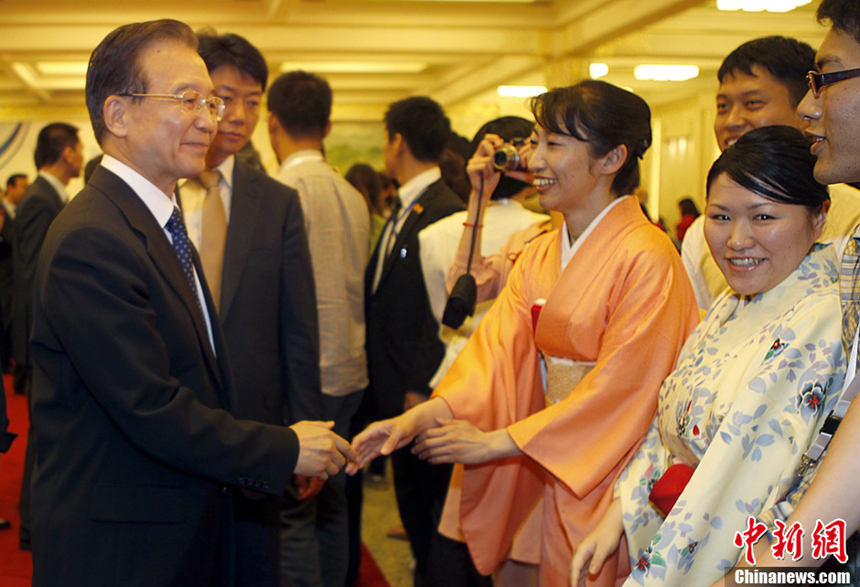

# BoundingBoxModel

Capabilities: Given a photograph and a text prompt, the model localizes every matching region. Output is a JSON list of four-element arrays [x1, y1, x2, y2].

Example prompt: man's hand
[[290, 420, 356, 480], [294, 475, 325, 500]]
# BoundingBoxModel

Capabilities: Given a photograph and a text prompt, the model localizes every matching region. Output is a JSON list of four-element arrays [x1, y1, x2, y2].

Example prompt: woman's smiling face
[[527, 124, 602, 216], [704, 173, 825, 296]]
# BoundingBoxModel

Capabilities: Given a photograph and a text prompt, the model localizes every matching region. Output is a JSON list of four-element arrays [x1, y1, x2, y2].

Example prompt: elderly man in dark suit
[[29, 20, 353, 586], [178, 32, 323, 587], [365, 96, 466, 586], [13, 122, 82, 551]]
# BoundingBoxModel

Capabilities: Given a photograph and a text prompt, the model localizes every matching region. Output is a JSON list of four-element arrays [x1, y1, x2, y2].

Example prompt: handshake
[[291, 395, 478, 482], [289, 418, 402, 480], [292, 395, 495, 484], [290, 411, 420, 481]]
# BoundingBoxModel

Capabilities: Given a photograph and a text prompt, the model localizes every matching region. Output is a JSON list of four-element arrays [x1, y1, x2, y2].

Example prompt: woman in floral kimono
[[350, 81, 698, 586], [570, 125, 844, 586]]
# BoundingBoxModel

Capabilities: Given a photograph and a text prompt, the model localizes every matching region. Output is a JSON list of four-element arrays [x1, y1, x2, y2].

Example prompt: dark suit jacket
[[29, 166, 300, 586], [213, 160, 322, 587], [217, 161, 322, 426], [12, 175, 64, 366], [365, 178, 464, 418]]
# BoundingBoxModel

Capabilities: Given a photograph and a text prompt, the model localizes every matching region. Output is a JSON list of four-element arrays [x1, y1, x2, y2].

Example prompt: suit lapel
[[91, 167, 226, 394], [377, 182, 436, 289], [218, 163, 257, 323]]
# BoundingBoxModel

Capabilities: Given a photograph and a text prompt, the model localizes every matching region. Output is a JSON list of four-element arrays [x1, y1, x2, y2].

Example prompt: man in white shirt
[[267, 69, 369, 587]]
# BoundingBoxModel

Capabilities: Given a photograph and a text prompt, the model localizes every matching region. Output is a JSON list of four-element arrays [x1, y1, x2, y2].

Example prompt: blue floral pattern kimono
[[618, 244, 845, 586]]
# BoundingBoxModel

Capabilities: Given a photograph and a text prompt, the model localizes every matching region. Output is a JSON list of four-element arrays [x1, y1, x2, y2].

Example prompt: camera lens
[[493, 145, 520, 171]]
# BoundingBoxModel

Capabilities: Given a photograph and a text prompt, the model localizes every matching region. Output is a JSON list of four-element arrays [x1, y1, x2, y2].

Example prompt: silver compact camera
[[492, 138, 527, 172]]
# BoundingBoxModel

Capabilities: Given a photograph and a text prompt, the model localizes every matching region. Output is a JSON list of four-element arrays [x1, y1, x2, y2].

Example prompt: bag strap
[[798, 326, 860, 476]]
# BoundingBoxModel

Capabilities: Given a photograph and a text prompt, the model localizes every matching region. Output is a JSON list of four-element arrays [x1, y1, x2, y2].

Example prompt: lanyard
[[799, 325, 860, 475]]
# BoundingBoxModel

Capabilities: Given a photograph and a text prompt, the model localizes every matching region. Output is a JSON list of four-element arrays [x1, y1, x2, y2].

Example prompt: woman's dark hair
[[706, 125, 829, 210], [345, 163, 383, 215], [529, 80, 652, 196], [470, 116, 534, 200], [678, 198, 700, 217]]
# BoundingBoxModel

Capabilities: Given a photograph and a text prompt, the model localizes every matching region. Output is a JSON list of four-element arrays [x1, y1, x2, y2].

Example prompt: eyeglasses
[[807, 67, 860, 98], [119, 91, 226, 121]]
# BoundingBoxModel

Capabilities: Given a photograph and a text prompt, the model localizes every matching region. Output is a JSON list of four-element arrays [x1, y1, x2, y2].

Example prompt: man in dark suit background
[[178, 32, 324, 587], [12, 124, 82, 398], [0, 174, 25, 374], [3, 174, 28, 219], [365, 96, 465, 586], [13, 122, 82, 551], [29, 20, 352, 586]]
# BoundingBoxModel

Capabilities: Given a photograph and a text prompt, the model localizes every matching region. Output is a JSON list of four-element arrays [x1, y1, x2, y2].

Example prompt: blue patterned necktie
[[166, 206, 203, 313]]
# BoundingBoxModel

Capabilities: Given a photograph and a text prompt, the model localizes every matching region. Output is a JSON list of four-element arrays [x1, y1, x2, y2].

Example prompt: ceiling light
[[633, 65, 699, 82], [397, 0, 535, 2], [497, 85, 547, 98], [590, 63, 609, 79], [279, 62, 427, 74], [716, 0, 811, 12], [35, 62, 89, 76]]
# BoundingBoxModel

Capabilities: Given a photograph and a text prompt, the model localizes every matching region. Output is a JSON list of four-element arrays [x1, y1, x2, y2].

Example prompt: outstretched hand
[[291, 420, 356, 481], [346, 414, 419, 475], [569, 499, 624, 586], [347, 397, 456, 475]]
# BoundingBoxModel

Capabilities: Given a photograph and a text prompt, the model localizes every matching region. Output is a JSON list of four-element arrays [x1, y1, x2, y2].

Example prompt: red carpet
[[0, 373, 32, 587], [0, 374, 389, 587]]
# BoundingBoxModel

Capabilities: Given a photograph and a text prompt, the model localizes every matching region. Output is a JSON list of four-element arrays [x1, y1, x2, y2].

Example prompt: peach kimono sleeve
[[444, 219, 552, 303], [433, 232, 560, 573]]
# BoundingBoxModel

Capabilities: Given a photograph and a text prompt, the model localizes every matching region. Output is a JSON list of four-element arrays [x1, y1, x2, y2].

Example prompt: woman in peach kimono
[[351, 81, 698, 585]]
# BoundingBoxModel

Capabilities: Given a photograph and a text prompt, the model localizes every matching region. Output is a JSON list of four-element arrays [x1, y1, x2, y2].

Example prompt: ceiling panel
[[0, 0, 832, 121]]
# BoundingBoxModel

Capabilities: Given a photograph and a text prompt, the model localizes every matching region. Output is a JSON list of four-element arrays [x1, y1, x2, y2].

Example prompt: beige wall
[[650, 92, 721, 240]]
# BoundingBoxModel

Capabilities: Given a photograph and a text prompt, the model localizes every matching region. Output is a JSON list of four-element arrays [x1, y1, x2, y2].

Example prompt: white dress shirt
[[100, 154, 215, 353]]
